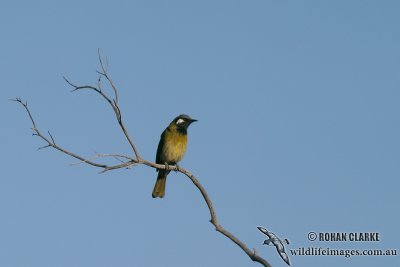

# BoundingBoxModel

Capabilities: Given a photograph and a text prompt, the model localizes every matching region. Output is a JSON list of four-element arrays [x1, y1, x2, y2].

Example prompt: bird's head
[[263, 239, 272, 245], [171, 114, 197, 133]]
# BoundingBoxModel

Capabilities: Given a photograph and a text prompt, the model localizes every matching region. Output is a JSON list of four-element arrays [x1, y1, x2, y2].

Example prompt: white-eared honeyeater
[[152, 114, 197, 198]]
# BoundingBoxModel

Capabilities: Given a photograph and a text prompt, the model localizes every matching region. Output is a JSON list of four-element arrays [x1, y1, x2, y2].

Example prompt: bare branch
[[63, 56, 140, 160], [12, 97, 137, 172], [11, 97, 37, 129], [13, 53, 273, 267], [97, 48, 118, 104], [139, 159, 273, 267]]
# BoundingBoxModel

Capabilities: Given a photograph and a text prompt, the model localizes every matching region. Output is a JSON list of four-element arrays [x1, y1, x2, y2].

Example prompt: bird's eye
[[176, 118, 185, 124]]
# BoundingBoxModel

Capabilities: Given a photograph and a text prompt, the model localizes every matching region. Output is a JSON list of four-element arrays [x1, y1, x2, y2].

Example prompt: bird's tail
[[152, 170, 168, 198]]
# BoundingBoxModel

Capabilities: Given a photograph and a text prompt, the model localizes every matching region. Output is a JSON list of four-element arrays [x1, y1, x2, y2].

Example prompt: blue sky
[[1, 1, 399, 266]]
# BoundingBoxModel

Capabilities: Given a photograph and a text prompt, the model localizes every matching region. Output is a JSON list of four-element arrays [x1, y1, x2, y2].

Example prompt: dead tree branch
[[13, 50, 272, 267], [11, 97, 134, 171]]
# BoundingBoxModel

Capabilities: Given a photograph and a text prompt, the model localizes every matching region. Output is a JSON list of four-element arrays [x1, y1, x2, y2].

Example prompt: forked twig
[[13, 51, 272, 267], [11, 97, 135, 172]]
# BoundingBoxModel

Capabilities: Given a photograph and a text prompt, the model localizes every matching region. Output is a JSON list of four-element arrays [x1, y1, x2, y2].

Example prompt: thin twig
[[70, 153, 135, 167], [96, 153, 135, 161], [97, 48, 118, 104], [48, 130, 56, 145]]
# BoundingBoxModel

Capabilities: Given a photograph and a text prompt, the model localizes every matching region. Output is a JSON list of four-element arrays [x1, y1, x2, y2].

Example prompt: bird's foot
[[164, 162, 169, 171]]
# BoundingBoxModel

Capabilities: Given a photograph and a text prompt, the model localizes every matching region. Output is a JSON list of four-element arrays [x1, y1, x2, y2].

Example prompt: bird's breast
[[162, 131, 188, 164]]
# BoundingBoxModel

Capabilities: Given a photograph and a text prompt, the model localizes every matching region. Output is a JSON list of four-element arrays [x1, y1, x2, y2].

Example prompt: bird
[[152, 114, 197, 198], [257, 226, 291, 266]]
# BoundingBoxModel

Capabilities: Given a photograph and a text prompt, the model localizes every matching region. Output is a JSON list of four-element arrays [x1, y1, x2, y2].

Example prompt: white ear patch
[[176, 118, 185, 124]]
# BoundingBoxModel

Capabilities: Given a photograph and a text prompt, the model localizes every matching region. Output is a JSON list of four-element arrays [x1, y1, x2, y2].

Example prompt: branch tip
[[38, 144, 51, 150]]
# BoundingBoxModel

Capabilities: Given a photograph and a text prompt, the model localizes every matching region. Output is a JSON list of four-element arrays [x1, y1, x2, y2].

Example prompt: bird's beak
[[190, 119, 198, 123]]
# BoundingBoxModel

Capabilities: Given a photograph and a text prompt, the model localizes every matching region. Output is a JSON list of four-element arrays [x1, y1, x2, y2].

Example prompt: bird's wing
[[257, 226, 269, 236], [155, 131, 166, 165], [279, 250, 291, 266], [275, 242, 290, 266]]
